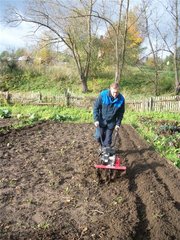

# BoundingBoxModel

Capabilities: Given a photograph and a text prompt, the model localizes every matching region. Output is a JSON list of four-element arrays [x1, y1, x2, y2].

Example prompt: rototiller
[[95, 128, 126, 172]]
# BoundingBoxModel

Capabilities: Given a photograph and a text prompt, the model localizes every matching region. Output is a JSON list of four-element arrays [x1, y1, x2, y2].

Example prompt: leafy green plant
[[0, 104, 92, 125], [174, 158, 180, 168], [0, 109, 12, 118], [124, 111, 180, 168], [51, 114, 75, 122], [28, 113, 40, 122]]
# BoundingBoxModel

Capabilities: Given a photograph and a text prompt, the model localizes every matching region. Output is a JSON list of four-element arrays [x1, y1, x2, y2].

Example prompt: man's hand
[[94, 121, 99, 127], [115, 125, 120, 131]]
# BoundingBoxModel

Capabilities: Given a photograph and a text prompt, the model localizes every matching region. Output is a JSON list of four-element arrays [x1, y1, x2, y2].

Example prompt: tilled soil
[[0, 121, 179, 240]]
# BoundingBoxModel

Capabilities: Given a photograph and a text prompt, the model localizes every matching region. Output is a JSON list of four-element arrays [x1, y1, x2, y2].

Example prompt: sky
[[0, 0, 144, 53], [0, 0, 177, 56], [0, 0, 35, 53]]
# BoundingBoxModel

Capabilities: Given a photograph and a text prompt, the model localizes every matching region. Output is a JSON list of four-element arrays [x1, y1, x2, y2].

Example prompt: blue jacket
[[93, 89, 125, 129]]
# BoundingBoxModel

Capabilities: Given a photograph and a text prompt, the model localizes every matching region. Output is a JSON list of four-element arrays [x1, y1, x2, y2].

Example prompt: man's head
[[110, 82, 119, 98]]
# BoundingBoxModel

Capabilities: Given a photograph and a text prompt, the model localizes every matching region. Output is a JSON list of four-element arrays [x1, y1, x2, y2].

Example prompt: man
[[93, 82, 125, 147]]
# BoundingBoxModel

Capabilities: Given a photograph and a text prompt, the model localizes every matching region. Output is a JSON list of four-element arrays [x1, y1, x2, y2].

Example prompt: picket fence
[[0, 91, 179, 112], [0, 90, 95, 108], [126, 96, 180, 112]]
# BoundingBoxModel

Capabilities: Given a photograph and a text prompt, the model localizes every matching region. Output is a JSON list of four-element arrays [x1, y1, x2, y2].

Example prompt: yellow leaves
[[146, 57, 155, 67], [127, 11, 143, 48], [128, 27, 143, 47]]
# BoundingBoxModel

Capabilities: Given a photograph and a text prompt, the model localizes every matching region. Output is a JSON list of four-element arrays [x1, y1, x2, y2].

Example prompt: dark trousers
[[95, 126, 114, 147]]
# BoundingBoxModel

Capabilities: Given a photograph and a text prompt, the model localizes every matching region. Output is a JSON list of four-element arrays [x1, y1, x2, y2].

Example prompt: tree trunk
[[81, 74, 88, 93], [114, 0, 129, 84], [143, 1, 160, 96], [154, 70, 159, 96], [174, 0, 180, 94], [174, 50, 180, 94], [115, 44, 121, 83], [114, 0, 123, 83]]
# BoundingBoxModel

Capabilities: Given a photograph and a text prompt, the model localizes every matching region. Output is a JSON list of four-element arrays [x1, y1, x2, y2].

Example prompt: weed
[[152, 211, 165, 219], [112, 195, 124, 205], [64, 186, 70, 194], [37, 222, 50, 229]]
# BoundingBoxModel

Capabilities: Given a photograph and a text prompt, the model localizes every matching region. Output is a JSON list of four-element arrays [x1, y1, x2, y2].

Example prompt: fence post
[[142, 99, 145, 111], [64, 89, 70, 107], [39, 92, 42, 103], [149, 97, 153, 111], [5, 91, 10, 104]]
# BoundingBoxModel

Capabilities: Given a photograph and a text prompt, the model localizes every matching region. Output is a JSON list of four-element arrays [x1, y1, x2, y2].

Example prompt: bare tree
[[93, 0, 131, 83], [141, 0, 162, 95], [153, 0, 180, 94], [85, 0, 135, 84], [4, 0, 144, 90], [113, 0, 130, 83], [171, 0, 180, 94], [5, 0, 97, 92]]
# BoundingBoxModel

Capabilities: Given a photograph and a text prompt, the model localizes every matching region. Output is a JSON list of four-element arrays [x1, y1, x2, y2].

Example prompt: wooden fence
[[0, 90, 179, 112], [0, 90, 95, 108], [126, 96, 180, 112]]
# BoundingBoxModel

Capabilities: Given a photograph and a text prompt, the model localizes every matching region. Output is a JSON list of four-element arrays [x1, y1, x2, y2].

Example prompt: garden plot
[[0, 121, 179, 239]]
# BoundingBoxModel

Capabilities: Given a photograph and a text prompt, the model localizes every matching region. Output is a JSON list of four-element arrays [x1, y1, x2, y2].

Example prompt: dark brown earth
[[0, 120, 179, 240]]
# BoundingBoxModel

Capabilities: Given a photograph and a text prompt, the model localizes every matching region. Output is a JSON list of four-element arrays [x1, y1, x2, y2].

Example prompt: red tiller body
[[95, 156, 126, 171]]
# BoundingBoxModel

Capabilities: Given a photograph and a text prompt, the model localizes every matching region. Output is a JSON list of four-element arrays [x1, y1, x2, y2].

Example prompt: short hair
[[110, 82, 119, 89]]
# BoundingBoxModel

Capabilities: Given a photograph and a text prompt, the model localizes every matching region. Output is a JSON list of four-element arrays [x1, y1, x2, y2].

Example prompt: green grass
[[123, 111, 180, 123], [0, 104, 92, 125], [123, 110, 180, 168], [0, 62, 175, 96]]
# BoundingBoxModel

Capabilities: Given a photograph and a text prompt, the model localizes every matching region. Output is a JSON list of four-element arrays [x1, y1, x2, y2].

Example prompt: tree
[[141, 0, 180, 95], [95, 0, 130, 83], [0, 51, 11, 60], [126, 10, 143, 64], [14, 48, 28, 58], [100, 10, 143, 67], [6, 0, 96, 92], [115, 0, 130, 83], [170, 0, 180, 94], [89, 0, 145, 83], [142, 0, 161, 96], [33, 32, 54, 64], [152, 0, 180, 94]]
